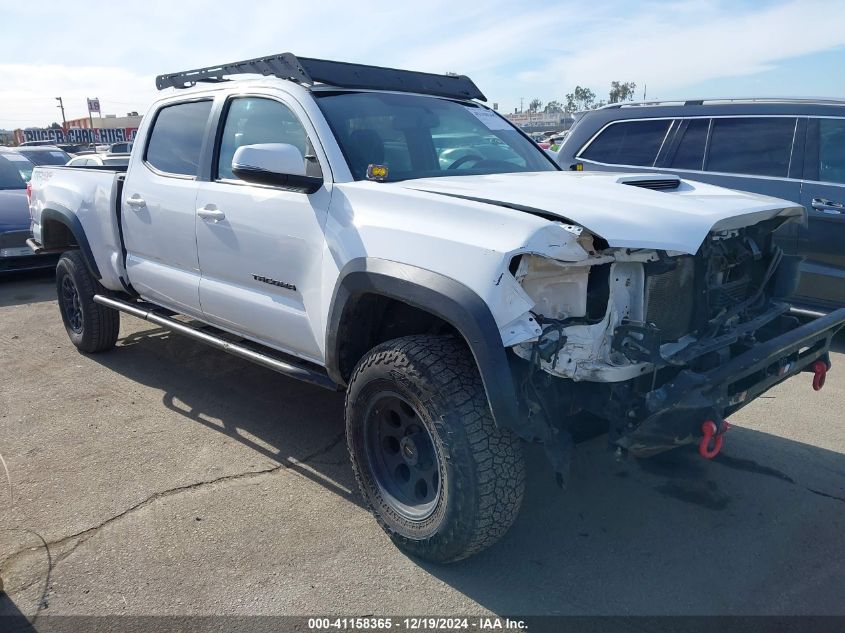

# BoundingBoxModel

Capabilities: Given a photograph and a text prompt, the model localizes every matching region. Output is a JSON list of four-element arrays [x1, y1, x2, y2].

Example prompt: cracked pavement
[[1, 271, 844, 617]]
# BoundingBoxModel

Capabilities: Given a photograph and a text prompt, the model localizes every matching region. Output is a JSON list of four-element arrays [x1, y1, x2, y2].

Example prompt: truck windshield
[[315, 91, 558, 181]]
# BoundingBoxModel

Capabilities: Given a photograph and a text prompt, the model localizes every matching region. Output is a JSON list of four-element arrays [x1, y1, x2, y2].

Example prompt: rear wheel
[[346, 335, 525, 563], [56, 251, 119, 353]]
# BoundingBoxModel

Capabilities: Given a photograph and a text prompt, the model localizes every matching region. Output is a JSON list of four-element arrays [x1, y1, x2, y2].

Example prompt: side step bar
[[93, 294, 338, 391]]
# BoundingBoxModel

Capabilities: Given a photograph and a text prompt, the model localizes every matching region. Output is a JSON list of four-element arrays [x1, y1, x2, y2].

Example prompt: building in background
[[13, 112, 143, 146]]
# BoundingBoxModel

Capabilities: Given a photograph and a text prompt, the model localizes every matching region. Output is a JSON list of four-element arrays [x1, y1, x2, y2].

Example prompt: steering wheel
[[447, 154, 485, 170]]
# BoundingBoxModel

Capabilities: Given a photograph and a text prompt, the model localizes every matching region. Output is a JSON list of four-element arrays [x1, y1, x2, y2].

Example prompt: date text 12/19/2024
[[307, 617, 528, 631]]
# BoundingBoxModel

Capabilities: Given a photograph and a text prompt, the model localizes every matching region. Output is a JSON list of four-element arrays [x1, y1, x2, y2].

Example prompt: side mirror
[[231, 143, 322, 194]]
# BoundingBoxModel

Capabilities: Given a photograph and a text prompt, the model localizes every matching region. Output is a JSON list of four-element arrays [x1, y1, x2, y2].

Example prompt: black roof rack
[[155, 53, 486, 102]]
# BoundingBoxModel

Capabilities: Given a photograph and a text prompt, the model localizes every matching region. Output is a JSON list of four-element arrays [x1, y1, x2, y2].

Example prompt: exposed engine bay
[[511, 216, 799, 382], [501, 215, 823, 478]]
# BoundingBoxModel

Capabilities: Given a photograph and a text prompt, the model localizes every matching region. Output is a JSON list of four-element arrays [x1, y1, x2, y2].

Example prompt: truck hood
[[397, 171, 804, 254]]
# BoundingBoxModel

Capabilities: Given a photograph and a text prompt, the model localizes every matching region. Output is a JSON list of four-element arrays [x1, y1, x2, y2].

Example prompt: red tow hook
[[699, 420, 730, 459], [811, 360, 828, 391]]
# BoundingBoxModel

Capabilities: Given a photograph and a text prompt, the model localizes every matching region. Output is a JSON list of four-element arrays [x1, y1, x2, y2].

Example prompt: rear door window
[[580, 119, 671, 166], [705, 117, 796, 177], [670, 118, 710, 170], [145, 100, 213, 176]]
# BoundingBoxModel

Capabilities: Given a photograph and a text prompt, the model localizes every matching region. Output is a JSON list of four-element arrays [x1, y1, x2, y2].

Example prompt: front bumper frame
[[614, 308, 845, 456]]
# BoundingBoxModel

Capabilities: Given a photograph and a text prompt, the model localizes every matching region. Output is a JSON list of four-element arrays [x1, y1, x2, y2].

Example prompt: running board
[[93, 294, 338, 391]]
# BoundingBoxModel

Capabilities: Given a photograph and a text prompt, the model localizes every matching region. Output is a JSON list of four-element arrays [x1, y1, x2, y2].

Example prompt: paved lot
[[1, 271, 844, 618]]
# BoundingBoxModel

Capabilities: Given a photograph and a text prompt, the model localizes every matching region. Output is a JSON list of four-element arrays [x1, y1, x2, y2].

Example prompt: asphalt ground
[[1, 270, 843, 622]]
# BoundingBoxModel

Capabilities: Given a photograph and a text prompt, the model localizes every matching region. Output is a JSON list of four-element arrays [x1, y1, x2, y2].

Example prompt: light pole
[[55, 97, 67, 131]]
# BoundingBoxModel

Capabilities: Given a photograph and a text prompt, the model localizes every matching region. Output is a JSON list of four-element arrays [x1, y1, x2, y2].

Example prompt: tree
[[609, 81, 637, 104], [528, 98, 543, 113], [544, 100, 563, 113], [564, 86, 596, 111]]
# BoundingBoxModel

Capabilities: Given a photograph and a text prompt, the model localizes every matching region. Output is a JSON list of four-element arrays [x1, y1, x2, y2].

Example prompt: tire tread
[[56, 250, 119, 353], [345, 334, 525, 563]]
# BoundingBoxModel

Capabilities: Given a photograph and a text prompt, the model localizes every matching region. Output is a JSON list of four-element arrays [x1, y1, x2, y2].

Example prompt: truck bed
[[30, 165, 128, 292]]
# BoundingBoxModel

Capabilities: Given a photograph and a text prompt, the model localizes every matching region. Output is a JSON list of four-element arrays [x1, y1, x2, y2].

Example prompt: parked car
[[66, 154, 131, 168], [108, 141, 133, 155], [57, 143, 96, 156], [6, 145, 72, 166], [0, 150, 35, 182], [19, 140, 57, 147], [0, 155, 57, 272], [556, 98, 845, 313], [27, 56, 845, 563]]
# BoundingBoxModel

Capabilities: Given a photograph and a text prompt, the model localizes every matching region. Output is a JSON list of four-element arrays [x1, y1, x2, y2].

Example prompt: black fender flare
[[326, 258, 520, 429], [41, 207, 101, 279]]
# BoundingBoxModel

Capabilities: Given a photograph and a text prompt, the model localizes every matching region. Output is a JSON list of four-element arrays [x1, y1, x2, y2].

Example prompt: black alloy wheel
[[60, 274, 83, 333], [363, 393, 441, 520]]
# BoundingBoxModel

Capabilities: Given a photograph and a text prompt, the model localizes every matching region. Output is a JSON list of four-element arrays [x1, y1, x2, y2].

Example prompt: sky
[[1, 0, 844, 130]]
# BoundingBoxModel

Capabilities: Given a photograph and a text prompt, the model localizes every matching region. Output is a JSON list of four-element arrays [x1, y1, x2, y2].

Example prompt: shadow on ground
[[54, 324, 845, 615], [0, 270, 55, 308]]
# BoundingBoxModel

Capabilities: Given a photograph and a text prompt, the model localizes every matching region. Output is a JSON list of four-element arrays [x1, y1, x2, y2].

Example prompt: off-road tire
[[56, 250, 119, 353], [346, 335, 525, 563]]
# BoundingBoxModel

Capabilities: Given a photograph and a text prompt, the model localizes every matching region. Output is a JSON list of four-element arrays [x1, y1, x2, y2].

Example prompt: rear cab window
[[22, 150, 70, 166], [579, 119, 672, 166], [145, 100, 213, 176]]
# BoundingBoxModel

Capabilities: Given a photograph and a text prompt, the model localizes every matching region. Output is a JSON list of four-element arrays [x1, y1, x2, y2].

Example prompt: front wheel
[[56, 250, 119, 353], [345, 335, 525, 563]]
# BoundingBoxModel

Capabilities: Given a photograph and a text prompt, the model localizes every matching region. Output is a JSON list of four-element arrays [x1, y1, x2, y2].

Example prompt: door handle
[[126, 195, 146, 209], [197, 204, 225, 222], [811, 198, 845, 214]]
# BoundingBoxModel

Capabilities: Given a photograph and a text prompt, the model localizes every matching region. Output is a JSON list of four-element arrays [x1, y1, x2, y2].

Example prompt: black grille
[[0, 230, 29, 249], [645, 256, 696, 341], [623, 178, 681, 191]]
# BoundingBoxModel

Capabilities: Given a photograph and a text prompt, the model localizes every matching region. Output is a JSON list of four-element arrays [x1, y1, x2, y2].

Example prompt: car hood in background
[[397, 171, 804, 254], [0, 189, 30, 232]]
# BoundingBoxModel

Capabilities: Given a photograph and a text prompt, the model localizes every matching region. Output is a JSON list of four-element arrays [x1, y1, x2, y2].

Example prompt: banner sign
[[16, 127, 138, 145]]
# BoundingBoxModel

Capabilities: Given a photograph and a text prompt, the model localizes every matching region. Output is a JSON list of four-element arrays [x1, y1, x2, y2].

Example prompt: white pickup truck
[[27, 54, 845, 563]]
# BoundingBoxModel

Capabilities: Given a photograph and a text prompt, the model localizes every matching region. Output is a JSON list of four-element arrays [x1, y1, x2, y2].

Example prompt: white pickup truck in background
[[27, 54, 845, 563]]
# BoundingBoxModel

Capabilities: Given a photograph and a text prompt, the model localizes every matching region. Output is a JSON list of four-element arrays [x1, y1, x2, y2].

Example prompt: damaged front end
[[500, 217, 845, 481]]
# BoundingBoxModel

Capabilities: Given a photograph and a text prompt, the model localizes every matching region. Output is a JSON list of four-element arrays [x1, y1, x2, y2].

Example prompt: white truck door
[[122, 99, 214, 316], [194, 95, 331, 363]]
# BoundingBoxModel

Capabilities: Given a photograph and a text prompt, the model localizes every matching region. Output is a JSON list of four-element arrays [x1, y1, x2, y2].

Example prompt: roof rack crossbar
[[155, 53, 487, 101]]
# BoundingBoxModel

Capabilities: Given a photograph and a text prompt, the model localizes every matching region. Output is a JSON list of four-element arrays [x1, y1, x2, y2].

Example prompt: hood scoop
[[616, 174, 681, 191]]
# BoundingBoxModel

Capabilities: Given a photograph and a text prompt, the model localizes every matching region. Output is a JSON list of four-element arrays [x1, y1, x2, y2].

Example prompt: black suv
[[556, 98, 845, 313]]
